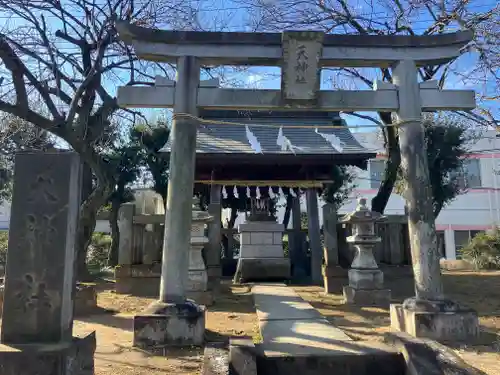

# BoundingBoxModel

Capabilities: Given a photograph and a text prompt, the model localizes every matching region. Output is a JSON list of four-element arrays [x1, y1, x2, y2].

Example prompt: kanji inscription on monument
[[281, 31, 323, 104], [1, 152, 81, 344]]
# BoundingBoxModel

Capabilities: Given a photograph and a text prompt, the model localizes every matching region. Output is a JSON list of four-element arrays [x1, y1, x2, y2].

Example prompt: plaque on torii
[[281, 31, 323, 106]]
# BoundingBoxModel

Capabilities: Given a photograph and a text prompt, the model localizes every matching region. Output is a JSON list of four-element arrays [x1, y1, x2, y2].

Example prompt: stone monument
[[188, 197, 213, 306], [0, 152, 95, 375], [234, 197, 290, 283], [341, 198, 391, 306]]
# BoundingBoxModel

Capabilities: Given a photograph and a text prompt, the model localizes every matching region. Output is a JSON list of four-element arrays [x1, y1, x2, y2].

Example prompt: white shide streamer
[[245, 125, 263, 153], [315, 128, 344, 152], [233, 186, 239, 198], [246, 186, 251, 198], [256, 187, 261, 199], [278, 187, 284, 196], [268, 187, 275, 199], [222, 186, 228, 199], [290, 188, 297, 197]]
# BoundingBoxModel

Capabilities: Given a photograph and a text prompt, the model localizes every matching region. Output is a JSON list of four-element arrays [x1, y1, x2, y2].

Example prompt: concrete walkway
[[251, 284, 404, 375]]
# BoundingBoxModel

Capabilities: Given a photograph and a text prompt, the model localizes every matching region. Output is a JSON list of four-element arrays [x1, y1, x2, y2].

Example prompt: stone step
[[255, 340, 404, 375], [251, 283, 405, 375]]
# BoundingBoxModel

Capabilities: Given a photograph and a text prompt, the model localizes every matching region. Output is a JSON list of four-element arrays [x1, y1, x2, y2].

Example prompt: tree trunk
[[75, 181, 111, 281], [282, 195, 293, 228], [107, 199, 120, 267], [371, 113, 401, 214]]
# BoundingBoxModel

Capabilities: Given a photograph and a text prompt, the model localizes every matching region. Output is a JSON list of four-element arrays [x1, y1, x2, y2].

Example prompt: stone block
[[0, 332, 96, 375], [379, 265, 413, 280], [188, 269, 208, 292], [440, 259, 474, 271], [240, 245, 284, 258], [229, 338, 257, 375], [1, 152, 81, 345], [74, 284, 98, 316], [322, 265, 348, 280], [201, 343, 228, 375], [234, 258, 290, 283], [241, 233, 251, 245], [390, 303, 479, 342], [238, 222, 284, 233], [251, 232, 274, 245], [133, 300, 206, 348], [256, 339, 404, 375], [273, 233, 283, 245], [384, 331, 486, 375], [115, 277, 159, 297], [343, 286, 391, 307], [114, 265, 132, 278], [348, 268, 384, 289], [130, 263, 162, 278]]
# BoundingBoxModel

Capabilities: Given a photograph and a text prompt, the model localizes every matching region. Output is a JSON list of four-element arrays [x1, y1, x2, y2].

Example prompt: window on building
[[450, 159, 482, 189], [370, 160, 385, 189], [454, 230, 483, 259]]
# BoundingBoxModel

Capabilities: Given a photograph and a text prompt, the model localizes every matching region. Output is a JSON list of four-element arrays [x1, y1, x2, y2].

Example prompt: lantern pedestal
[[343, 269, 391, 306], [188, 209, 214, 306], [340, 198, 391, 307]]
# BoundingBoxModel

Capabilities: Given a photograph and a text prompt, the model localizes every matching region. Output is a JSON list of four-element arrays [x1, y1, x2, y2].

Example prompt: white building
[[350, 130, 500, 260]]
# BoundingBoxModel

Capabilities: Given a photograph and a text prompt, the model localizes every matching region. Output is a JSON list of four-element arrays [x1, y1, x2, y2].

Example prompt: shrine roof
[[160, 110, 374, 157]]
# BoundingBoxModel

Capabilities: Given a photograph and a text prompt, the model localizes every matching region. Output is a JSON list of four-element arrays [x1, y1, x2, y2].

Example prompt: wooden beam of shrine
[[117, 86, 476, 112], [116, 22, 473, 68]]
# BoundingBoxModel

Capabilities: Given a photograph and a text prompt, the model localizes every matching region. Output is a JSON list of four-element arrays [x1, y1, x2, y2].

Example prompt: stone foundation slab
[[234, 258, 290, 283], [390, 303, 480, 342], [322, 265, 348, 294], [0, 332, 96, 375], [343, 286, 391, 307], [133, 300, 206, 349]]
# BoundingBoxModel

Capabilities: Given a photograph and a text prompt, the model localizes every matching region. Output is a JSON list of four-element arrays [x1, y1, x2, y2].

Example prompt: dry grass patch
[[294, 270, 500, 375]]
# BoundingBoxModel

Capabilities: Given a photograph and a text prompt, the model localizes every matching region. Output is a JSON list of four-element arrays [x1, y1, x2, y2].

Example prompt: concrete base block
[[234, 258, 290, 283], [74, 284, 98, 316], [348, 268, 384, 289], [385, 331, 485, 375], [390, 303, 479, 342], [343, 286, 391, 307], [229, 337, 257, 375], [0, 332, 96, 375], [322, 265, 347, 294], [133, 300, 206, 349], [256, 340, 404, 375]]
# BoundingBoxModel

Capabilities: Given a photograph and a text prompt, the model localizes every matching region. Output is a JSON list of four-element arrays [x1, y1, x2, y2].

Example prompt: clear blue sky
[[1, 0, 498, 130]]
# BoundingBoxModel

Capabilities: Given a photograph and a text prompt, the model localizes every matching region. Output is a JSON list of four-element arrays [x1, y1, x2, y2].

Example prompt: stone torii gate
[[116, 23, 477, 346]]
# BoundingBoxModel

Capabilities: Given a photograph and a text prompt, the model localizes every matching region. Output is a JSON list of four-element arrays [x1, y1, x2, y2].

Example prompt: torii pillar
[[389, 60, 479, 342], [133, 56, 206, 349]]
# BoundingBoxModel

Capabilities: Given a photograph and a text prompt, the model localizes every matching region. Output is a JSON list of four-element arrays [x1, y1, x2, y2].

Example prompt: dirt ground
[[73, 280, 259, 375], [294, 270, 500, 375]]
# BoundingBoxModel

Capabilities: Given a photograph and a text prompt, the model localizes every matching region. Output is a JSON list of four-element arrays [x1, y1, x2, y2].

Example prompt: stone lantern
[[188, 197, 213, 306], [340, 197, 391, 306]]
